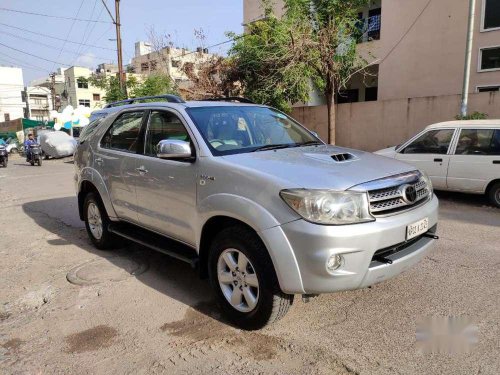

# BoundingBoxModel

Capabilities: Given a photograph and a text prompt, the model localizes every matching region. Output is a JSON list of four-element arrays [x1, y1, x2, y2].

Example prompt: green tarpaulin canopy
[[22, 119, 55, 129]]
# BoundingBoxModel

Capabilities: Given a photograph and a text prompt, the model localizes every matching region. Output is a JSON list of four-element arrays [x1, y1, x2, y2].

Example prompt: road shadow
[[22, 196, 226, 327], [434, 190, 500, 227]]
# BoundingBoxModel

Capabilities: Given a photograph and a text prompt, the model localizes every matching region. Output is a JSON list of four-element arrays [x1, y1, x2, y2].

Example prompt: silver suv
[[75, 96, 438, 329]]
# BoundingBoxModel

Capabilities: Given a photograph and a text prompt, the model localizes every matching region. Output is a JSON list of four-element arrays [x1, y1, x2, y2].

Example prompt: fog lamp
[[326, 254, 343, 271]]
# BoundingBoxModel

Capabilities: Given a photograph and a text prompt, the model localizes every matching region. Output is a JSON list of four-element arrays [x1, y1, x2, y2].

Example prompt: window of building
[[101, 111, 144, 152], [79, 99, 91, 107], [402, 129, 454, 154], [93, 93, 101, 101], [150, 61, 157, 71], [77, 78, 89, 89], [478, 85, 500, 92], [365, 87, 378, 101], [455, 129, 500, 155], [4, 113, 10, 122], [483, 0, 500, 30], [337, 89, 359, 104], [368, 8, 381, 40], [141, 62, 149, 72], [480, 47, 500, 70], [171, 59, 181, 68]]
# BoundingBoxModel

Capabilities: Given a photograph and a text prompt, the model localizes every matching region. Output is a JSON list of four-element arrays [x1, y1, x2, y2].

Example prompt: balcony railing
[[357, 14, 381, 43]]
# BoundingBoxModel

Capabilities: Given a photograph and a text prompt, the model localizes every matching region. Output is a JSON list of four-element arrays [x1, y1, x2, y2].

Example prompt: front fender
[[197, 194, 304, 294], [78, 167, 117, 219]]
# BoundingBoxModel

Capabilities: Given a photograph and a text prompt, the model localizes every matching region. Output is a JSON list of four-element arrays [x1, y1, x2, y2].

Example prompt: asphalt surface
[[0, 156, 499, 374]]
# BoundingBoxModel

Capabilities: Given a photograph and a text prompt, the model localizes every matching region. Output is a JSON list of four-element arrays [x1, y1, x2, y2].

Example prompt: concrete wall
[[291, 91, 500, 151]]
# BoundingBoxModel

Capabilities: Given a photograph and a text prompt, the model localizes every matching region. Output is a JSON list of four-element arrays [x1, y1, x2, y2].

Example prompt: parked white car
[[376, 120, 500, 207], [39, 131, 77, 158]]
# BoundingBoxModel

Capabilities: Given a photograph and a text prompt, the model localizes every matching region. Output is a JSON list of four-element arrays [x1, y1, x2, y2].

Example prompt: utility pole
[[460, 0, 476, 118], [49, 72, 56, 111], [101, 0, 125, 95]]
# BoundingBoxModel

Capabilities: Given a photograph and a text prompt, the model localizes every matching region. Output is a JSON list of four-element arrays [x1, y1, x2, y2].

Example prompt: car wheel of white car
[[208, 225, 294, 330], [83, 192, 121, 250], [488, 182, 500, 208]]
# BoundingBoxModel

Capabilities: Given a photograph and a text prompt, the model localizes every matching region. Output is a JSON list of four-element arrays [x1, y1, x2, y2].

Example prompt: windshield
[[186, 106, 321, 155]]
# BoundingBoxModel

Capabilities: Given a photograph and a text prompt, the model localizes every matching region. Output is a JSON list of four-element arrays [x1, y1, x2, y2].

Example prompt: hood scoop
[[331, 152, 355, 162]]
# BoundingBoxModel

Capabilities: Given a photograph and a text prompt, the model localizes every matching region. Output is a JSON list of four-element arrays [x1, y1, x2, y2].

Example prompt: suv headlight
[[280, 189, 374, 225], [420, 172, 434, 197]]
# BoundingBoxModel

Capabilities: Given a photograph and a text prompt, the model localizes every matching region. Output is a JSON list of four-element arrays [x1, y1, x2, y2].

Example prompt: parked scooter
[[0, 145, 8, 167], [27, 144, 42, 166]]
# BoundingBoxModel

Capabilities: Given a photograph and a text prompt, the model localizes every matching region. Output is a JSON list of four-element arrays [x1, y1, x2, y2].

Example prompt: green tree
[[131, 73, 177, 98], [230, 0, 370, 143]]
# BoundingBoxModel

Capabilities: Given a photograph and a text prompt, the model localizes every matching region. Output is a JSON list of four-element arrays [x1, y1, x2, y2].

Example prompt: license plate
[[406, 217, 429, 240]]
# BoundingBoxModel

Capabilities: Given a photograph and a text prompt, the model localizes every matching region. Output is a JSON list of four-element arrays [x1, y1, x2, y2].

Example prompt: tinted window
[[101, 111, 144, 152], [186, 106, 318, 156], [484, 0, 500, 29], [78, 118, 103, 143], [455, 129, 500, 155], [144, 111, 189, 156], [403, 129, 454, 154], [481, 47, 500, 70]]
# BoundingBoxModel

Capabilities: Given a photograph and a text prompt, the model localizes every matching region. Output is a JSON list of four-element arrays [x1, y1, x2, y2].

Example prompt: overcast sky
[[0, 0, 243, 84]]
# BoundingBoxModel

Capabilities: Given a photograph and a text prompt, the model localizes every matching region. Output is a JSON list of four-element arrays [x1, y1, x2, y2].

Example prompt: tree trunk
[[325, 87, 336, 145]]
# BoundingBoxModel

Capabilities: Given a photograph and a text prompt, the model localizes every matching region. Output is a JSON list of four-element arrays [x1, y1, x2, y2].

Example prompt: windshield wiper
[[294, 140, 324, 147], [252, 143, 295, 152]]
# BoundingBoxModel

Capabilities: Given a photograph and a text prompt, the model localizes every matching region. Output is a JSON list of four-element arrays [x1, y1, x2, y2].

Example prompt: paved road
[[1, 156, 499, 374]]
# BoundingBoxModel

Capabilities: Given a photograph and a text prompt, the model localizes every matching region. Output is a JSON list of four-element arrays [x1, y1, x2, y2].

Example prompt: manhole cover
[[66, 256, 148, 286]]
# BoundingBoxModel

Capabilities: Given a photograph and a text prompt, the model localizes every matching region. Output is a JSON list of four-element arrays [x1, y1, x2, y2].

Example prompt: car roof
[[425, 120, 500, 129]]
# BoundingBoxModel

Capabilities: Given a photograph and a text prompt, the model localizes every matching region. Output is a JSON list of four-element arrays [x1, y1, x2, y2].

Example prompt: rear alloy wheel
[[488, 182, 500, 208], [83, 192, 121, 250], [209, 225, 293, 330]]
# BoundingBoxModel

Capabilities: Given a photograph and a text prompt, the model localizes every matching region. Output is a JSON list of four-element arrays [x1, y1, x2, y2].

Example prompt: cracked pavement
[[0, 156, 499, 374]]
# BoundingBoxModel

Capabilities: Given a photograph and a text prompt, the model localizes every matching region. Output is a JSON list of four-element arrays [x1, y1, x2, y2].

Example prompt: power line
[[0, 51, 51, 73], [73, 0, 99, 62], [0, 41, 71, 67], [0, 22, 116, 51], [0, 6, 111, 23], [0, 30, 111, 61]]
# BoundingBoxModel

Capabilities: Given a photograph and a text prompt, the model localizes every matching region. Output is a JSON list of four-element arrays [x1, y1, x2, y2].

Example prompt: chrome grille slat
[[367, 175, 430, 216]]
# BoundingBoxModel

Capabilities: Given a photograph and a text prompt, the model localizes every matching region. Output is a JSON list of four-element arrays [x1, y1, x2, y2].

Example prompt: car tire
[[488, 182, 500, 208], [208, 225, 294, 330], [10, 148, 18, 154], [83, 192, 121, 250], [1, 158, 6, 168]]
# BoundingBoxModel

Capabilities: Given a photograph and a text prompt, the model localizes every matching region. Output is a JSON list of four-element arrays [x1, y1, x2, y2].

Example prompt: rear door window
[[101, 111, 145, 153], [455, 128, 500, 155], [402, 129, 454, 154]]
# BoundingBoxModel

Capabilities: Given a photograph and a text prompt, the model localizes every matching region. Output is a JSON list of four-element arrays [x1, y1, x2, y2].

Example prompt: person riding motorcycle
[[24, 132, 37, 161]]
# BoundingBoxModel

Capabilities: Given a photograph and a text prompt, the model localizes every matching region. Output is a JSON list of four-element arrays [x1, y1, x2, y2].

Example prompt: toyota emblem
[[402, 184, 417, 204]]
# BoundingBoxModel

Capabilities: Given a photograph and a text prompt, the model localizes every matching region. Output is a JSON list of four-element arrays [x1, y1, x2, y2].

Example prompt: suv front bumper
[[260, 195, 439, 294]]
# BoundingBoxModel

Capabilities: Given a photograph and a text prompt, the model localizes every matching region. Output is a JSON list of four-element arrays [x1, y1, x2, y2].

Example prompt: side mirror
[[157, 139, 192, 159]]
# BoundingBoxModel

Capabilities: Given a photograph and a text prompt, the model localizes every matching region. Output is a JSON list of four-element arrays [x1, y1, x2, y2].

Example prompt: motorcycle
[[0, 145, 8, 167], [27, 144, 42, 166]]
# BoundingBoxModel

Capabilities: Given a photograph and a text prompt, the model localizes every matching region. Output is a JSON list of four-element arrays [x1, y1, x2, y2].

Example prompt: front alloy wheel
[[87, 202, 103, 240], [217, 249, 259, 313]]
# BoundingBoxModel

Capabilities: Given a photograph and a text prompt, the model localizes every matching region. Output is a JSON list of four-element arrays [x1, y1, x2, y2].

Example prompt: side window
[[144, 111, 190, 156], [455, 129, 500, 155], [101, 111, 144, 152], [403, 129, 454, 154]]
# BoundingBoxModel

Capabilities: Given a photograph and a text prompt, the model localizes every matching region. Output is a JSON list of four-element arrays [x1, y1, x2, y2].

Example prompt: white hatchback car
[[376, 120, 500, 207]]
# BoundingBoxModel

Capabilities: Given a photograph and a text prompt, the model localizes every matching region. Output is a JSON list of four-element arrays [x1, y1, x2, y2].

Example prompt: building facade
[[131, 41, 214, 85], [64, 66, 107, 109], [23, 86, 53, 121], [30, 68, 67, 111], [244, 0, 500, 103], [0, 66, 25, 122]]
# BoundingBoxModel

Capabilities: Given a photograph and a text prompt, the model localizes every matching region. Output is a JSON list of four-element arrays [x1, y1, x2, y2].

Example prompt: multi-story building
[[244, 0, 500, 104], [64, 66, 107, 109], [0, 66, 25, 122], [22, 86, 53, 121], [30, 68, 66, 111], [131, 41, 214, 85]]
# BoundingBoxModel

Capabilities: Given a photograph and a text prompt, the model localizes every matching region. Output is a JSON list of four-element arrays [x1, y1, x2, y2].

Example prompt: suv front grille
[[366, 173, 431, 216]]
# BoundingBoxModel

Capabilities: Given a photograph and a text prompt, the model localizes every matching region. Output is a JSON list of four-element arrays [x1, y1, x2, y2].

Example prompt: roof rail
[[200, 97, 255, 104], [104, 94, 185, 108]]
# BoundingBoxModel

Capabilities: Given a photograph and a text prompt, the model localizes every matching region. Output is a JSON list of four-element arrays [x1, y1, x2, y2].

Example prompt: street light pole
[[460, 0, 476, 118], [101, 0, 125, 95]]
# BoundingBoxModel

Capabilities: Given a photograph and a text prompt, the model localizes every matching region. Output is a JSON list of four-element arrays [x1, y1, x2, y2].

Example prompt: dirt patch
[[2, 338, 24, 355], [65, 325, 118, 353], [160, 302, 282, 361]]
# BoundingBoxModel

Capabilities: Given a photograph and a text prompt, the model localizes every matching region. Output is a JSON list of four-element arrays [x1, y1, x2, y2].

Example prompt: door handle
[[493, 160, 500, 164], [433, 158, 443, 162], [95, 157, 103, 165], [136, 166, 148, 174]]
